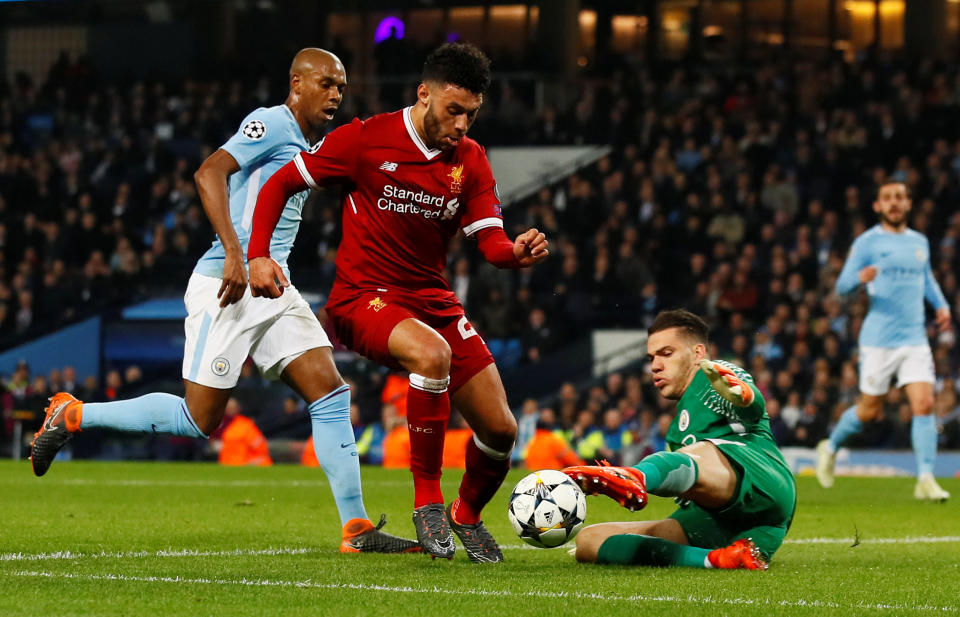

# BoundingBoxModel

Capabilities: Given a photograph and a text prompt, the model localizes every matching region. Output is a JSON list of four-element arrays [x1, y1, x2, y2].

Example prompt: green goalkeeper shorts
[[668, 438, 797, 560]]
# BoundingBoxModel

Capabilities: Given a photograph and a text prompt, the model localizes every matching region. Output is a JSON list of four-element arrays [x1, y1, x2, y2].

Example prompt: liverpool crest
[[448, 164, 465, 195]]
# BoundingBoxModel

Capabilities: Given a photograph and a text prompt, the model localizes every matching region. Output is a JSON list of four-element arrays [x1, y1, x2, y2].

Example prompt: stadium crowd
[[4, 51, 960, 461]]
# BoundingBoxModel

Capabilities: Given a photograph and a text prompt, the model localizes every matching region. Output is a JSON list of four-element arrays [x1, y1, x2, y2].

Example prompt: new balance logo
[[379, 161, 398, 172]]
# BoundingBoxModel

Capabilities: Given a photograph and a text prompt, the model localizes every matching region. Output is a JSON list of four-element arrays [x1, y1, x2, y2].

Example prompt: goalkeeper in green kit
[[564, 309, 795, 570]]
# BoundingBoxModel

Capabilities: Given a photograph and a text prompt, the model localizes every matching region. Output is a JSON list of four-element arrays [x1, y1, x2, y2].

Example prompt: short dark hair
[[422, 43, 491, 95], [876, 181, 910, 200], [648, 309, 710, 344]]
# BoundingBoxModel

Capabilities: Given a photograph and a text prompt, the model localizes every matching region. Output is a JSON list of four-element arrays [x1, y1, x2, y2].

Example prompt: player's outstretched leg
[[564, 461, 648, 511], [566, 452, 695, 513], [341, 514, 422, 553], [31, 391, 206, 476], [594, 534, 766, 570], [565, 451, 699, 510]]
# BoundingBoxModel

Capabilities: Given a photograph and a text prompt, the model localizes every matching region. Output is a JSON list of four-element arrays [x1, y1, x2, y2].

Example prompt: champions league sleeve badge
[[242, 119, 267, 140]]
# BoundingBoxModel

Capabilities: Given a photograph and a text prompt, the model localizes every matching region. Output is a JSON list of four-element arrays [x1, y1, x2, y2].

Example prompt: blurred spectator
[[101, 370, 123, 402], [354, 403, 387, 465], [442, 414, 472, 470], [263, 395, 311, 440], [521, 307, 557, 364], [216, 398, 272, 466], [651, 413, 672, 452], [380, 373, 409, 418], [513, 397, 539, 465], [24, 375, 49, 418], [578, 408, 633, 464], [301, 436, 319, 467], [766, 398, 791, 445], [381, 403, 410, 470], [524, 408, 583, 471], [62, 366, 79, 393], [6, 361, 31, 411]]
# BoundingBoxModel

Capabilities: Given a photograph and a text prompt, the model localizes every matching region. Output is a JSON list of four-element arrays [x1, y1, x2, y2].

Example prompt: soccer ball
[[508, 469, 586, 548]]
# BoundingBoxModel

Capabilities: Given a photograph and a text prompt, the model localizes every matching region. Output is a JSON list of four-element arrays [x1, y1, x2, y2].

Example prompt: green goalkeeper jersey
[[666, 361, 787, 471]]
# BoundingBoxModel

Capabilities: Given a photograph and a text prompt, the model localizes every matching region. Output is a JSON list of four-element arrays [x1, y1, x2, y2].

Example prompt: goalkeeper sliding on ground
[[564, 309, 796, 570]]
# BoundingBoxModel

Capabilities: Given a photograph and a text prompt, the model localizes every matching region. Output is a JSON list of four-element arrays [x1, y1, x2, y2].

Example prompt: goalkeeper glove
[[699, 360, 755, 407]]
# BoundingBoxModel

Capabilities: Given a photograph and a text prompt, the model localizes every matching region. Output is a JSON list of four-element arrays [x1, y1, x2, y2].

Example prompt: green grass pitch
[[1, 460, 958, 617]]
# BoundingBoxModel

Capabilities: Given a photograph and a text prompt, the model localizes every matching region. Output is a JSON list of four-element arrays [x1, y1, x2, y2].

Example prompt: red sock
[[406, 379, 450, 508], [456, 436, 510, 525]]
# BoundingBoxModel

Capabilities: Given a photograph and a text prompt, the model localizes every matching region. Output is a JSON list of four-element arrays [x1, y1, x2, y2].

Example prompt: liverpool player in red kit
[[248, 44, 549, 562]]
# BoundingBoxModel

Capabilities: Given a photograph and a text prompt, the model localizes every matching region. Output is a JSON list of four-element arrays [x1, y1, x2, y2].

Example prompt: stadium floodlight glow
[[374, 17, 405, 43]]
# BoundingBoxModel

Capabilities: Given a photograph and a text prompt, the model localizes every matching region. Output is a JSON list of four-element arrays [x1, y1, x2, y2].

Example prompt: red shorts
[[325, 290, 494, 393]]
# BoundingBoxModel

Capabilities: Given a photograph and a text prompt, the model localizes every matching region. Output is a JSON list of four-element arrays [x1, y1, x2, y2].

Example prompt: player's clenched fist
[[700, 360, 755, 407], [513, 228, 549, 266], [248, 256, 290, 298], [858, 265, 877, 283]]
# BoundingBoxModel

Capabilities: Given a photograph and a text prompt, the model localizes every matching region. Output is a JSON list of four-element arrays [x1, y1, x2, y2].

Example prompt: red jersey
[[292, 107, 503, 313]]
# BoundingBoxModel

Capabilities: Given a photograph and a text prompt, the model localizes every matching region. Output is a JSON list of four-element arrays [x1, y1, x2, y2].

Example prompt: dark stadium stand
[[3, 51, 960, 460]]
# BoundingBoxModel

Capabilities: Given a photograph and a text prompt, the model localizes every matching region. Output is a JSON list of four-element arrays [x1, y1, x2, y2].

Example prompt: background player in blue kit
[[30, 48, 420, 552], [817, 181, 951, 501]]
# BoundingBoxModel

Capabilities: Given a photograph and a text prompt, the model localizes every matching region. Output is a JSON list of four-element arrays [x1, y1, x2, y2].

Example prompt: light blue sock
[[634, 451, 698, 496], [81, 393, 206, 438], [308, 384, 367, 526], [911, 414, 937, 477], [829, 405, 862, 451]]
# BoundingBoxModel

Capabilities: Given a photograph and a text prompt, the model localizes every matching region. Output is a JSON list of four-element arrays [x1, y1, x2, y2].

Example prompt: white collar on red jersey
[[403, 106, 442, 160]]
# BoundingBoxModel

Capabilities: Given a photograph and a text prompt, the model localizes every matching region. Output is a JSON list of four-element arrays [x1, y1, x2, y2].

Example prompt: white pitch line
[[0, 547, 322, 562], [3, 536, 958, 563], [5, 570, 957, 613], [5, 478, 414, 488], [781, 536, 960, 545]]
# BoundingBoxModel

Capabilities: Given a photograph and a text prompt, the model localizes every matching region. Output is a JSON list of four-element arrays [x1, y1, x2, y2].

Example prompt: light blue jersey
[[194, 104, 309, 279], [835, 225, 948, 347]]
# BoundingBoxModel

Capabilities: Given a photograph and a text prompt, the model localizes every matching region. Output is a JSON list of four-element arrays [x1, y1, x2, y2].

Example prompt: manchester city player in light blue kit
[[31, 49, 420, 552], [817, 181, 951, 501]]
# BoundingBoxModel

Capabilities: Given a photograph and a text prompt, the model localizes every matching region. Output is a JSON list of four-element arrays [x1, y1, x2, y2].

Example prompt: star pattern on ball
[[508, 470, 586, 548]]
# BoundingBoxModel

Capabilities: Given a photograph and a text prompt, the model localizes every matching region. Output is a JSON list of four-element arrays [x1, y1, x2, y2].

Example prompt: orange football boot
[[340, 515, 422, 554], [707, 539, 769, 570], [563, 460, 648, 511], [30, 392, 83, 477]]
